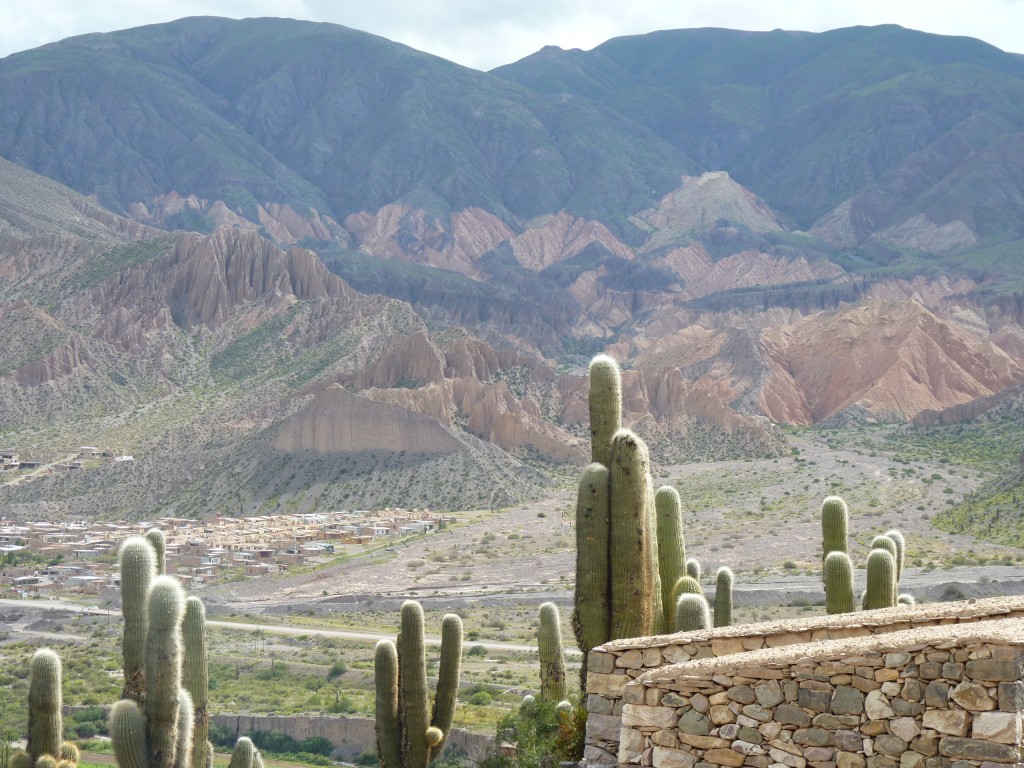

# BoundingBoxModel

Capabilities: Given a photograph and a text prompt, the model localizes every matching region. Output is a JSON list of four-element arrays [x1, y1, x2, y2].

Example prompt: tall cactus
[[608, 429, 657, 641], [863, 549, 897, 610], [538, 603, 567, 702], [823, 551, 855, 615], [9, 648, 78, 768], [674, 594, 711, 632], [655, 486, 686, 630], [572, 463, 610, 663], [714, 567, 733, 628], [588, 355, 622, 467], [374, 601, 463, 768], [109, 539, 247, 768], [821, 496, 849, 561], [182, 597, 210, 768]]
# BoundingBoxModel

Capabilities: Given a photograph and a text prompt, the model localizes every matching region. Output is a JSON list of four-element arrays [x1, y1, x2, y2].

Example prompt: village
[[0, 506, 450, 597]]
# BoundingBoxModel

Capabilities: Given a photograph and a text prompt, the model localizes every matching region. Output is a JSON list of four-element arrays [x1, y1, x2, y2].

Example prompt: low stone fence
[[586, 597, 1024, 764], [616, 618, 1024, 768]]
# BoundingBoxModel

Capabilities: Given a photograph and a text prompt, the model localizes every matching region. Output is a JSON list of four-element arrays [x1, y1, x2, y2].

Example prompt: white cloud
[[2, 0, 1022, 68]]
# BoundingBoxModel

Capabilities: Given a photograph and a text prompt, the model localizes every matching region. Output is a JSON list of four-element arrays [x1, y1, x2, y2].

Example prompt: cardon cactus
[[588, 355, 622, 467], [870, 535, 897, 560], [821, 496, 849, 561], [655, 486, 686, 630], [182, 597, 211, 768], [674, 594, 711, 632], [11, 648, 78, 768], [685, 558, 701, 583], [897, 594, 916, 607], [227, 738, 263, 768], [572, 463, 610, 663], [667, 576, 702, 627], [538, 603, 567, 702], [374, 601, 462, 768], [714, 567, 733, 628], [119, 536, 156, 704], [863, 549, 897, 611], [609, 429, 658, 641], [823, 551, 855, 615]]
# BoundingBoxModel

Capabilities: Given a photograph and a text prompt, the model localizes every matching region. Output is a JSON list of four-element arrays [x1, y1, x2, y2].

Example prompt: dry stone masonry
[[585, 597, 1024, 765], [614, 618, 1024, 768]]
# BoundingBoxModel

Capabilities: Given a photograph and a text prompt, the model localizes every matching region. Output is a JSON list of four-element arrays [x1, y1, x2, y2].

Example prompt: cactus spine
[[120, 536, 156, 704], [674, 594, 711, 632], [182, 597, 210, 768], [538, 603, 567, 702], [821, 496, 849, 561], [863, 549, 897, 610], [609, 429, 657, 641], [823, 552, 855, 615], [588, 355, 622, 467], [714, 567, 733, 628], [572, 463, 610, 662], [374, 601, 463, 768], [655, 486, 686, 630]]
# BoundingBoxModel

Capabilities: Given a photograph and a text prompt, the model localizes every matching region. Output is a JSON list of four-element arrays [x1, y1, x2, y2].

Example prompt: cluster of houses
[[0, 508, 448, 596]]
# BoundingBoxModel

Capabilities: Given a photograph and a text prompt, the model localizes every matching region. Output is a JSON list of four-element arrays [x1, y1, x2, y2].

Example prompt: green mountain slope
[[494, 25, 1024, 242], [0, 16, 690, 231]]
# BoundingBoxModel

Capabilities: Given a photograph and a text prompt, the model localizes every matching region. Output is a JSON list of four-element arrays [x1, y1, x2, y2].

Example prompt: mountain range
[[1, 17, 1023, 518]]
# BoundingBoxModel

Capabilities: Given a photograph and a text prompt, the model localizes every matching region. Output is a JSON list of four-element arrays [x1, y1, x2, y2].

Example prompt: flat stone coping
[[596, 595, 1024, 652], [637, 616, 1024, 686]]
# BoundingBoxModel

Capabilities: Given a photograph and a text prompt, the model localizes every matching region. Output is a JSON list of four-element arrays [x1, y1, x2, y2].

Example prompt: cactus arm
[[674, 594, 711, 632], [173, 689, 194, 768], [538, 603, 567, 703], [655, 486, 686, 630], [713, 567, 733, 628], [374, 640, 401, 768], [27, 648, 63, 763], [588, 355, 622, 467], [608, 429, 656, 640], [685, 558, 701, 583], [668, 576, 702, 627], [821, 496, 849, 561], [429, 613, 463, 760], [824, 551, 856, 615], [398, 601, 429, 768], [864, 549, 897, 610], [884, 529, 906, 582], [146, 529, 166, 576], [145, 576, 185, 768], [572, 463, 610, 659], [119, 537, 156, 704], [110, 700, 148, 768], [182, 597, 209, 768]]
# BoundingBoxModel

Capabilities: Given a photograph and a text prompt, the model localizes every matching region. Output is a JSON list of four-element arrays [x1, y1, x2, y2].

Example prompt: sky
[[1, 0, 1023, 70]]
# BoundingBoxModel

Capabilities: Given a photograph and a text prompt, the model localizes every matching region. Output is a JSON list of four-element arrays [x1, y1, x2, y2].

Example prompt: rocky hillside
[[2, 19, 1024, 519]]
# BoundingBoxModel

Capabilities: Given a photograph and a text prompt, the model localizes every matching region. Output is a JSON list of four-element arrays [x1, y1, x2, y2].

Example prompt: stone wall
[[586, 597, 1024, 764], [615, 618, 1024, 768]]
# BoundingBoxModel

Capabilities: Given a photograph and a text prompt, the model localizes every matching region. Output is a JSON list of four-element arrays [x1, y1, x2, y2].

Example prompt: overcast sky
[[2, 0, 1022, 70]]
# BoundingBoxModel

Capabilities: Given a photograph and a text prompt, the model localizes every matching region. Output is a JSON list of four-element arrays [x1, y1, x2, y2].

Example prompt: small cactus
[[674, 594, 711, 632], [823, 551, 855, 615], [897, 593, 916, 607], [538, 603, 567, 702], [27, 649, 63, 765], [884, 530, 906, 581], [685, 558, 701, 583], [713, 567, 733, 628]]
